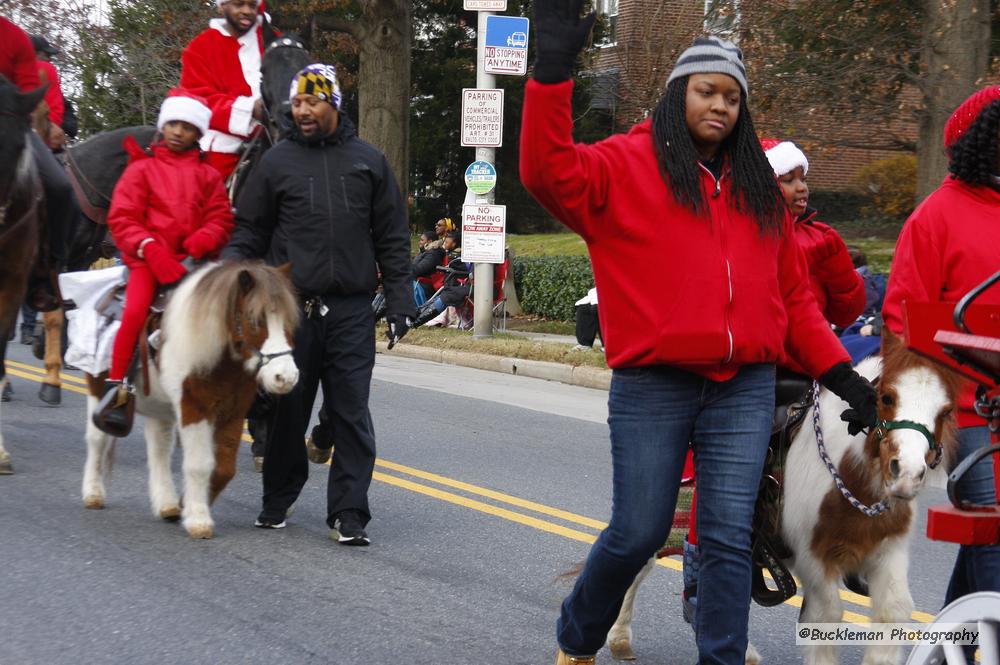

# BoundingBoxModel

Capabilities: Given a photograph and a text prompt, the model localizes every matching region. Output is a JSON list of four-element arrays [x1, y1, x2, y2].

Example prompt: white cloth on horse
[[59, 266, 126, 376]]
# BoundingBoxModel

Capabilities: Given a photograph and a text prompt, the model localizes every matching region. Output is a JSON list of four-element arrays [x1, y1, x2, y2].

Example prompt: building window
[[703, 0, 740, 38], [595, 0, 618, 47]]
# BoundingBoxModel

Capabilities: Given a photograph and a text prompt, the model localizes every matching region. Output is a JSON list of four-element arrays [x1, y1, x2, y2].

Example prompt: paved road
[[0, 342, 959, 664]]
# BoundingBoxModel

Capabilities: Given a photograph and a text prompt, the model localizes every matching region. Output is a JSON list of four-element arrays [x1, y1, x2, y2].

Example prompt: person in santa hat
[[883, 86, 1000, 610], [180, 0, 270, 180], [93, 89, 235, 435]]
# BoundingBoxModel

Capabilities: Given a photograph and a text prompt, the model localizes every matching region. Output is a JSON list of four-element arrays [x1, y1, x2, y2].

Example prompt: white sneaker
[[569, 344, 592, 352]]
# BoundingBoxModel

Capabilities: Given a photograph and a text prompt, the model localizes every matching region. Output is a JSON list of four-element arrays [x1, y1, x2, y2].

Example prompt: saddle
[[750, 370, 812, 607]]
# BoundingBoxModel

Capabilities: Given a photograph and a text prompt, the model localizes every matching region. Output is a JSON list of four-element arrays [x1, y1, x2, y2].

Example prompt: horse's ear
[[16, 84, 48, 118], [276, 262, 293, 278], [881, 327, 901, 356], [238, 269, 256, 295]]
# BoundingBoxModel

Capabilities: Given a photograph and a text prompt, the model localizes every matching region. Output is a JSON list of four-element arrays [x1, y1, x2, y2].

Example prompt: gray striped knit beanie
[[666, 36, 748, 98]]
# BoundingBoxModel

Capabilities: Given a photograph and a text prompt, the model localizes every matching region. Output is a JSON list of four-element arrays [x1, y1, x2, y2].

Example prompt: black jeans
[[259, 293, 377, 528], [575, 304, 600, 347], [30, 131, 75, 267]]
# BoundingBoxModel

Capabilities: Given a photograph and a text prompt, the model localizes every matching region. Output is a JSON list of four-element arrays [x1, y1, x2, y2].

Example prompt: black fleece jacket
[[223, 113, 414, 317]]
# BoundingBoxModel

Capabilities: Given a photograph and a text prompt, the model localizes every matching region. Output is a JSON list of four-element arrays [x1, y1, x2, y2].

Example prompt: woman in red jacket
[[882, 86, 1000, 607], [521, 3, 877, 664], [94, 89, 234, 433]]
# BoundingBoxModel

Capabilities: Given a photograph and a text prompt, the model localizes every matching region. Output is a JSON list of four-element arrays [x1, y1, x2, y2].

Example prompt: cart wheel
[[905, 591, 1000, 665]]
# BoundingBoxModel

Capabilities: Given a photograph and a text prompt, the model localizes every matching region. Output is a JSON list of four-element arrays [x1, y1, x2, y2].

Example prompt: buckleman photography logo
[[796, 623, 979, 646]]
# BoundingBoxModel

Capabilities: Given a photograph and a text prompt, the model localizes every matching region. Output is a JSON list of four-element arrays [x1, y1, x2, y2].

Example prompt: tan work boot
[[555, 648, 596, 665], [305, 436, 332, 465]]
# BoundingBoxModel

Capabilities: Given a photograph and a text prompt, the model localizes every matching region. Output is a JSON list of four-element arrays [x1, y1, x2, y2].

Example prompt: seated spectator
[[412, 231, 446, 304], [412, 232, 470, 327], [416, 230, 437, 253], [427, 217, 455, 250], [571, 287, 601, 352]]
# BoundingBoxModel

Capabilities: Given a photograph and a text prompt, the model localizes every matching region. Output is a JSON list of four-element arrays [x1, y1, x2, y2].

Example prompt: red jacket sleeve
[[2, 20, 40, 91], [882, 205, 943, 336], [180, 41, 255, 138], [107, 161, 155, 259], [779, 220, 851, 378], [809, 223, 865, 327], [519, 79, 611, 242], [37, 61, 63, 126], [194, 167, 235, 252]]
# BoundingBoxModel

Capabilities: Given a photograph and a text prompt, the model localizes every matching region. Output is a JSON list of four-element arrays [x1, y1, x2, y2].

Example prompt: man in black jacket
[[223, 63, 414, 545]]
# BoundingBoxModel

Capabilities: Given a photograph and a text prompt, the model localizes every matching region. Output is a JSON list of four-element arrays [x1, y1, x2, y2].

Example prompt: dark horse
[[0, 76, 49, 473], [36, 31, 311, 406]]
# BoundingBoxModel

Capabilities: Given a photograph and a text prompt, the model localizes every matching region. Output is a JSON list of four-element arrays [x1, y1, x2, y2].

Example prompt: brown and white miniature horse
[[81, 262, 300, 538], [608, 331, 963, 665], [0, 77, 48, 475]]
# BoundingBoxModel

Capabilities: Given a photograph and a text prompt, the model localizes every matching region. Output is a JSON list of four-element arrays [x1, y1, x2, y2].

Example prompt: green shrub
[[512, 256, 594, 321], [852, 154, 917, 221]]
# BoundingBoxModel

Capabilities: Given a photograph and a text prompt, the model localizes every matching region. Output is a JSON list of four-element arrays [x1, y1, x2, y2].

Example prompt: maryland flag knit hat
[[289, 63, 342, 109]]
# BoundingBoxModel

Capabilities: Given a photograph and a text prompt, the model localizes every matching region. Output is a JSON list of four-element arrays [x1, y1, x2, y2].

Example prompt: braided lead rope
[[811, 382, 890, 517]]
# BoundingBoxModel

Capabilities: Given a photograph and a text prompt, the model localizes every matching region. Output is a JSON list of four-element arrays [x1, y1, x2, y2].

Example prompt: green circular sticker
[[465, 160, 497, 195]]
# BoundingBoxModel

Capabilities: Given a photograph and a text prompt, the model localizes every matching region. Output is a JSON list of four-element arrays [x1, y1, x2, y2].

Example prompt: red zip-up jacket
[[794, 211, 865, 327], [36, 60, 63, 126], [883, 176, 1000, 427], [108, 143, 234, 268], [520, 80, 848, 381], [0, 17, 40, 91]]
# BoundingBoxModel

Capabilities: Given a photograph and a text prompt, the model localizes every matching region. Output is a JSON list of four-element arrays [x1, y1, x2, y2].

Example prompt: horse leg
[[178, 419, 216, 539], [38, 309, 63, 405], [607, 556, 655, 661], [796, 560, 844, 665], [208, 417, 242, 505], [82, 379, 115, 508], [0, 398, 10, 475], [861, 539, 914, 665], [144, 417, 180, 521]]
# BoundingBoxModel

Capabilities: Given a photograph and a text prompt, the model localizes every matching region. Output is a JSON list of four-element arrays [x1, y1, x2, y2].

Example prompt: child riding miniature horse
[[93, 89, 234, 435]]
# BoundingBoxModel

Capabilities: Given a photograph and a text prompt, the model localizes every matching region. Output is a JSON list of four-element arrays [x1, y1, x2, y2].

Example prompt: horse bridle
[[232, 311, 293, 375], [810, 380, 944, 518]]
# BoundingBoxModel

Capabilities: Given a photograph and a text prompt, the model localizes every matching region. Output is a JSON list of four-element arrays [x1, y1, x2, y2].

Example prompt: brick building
[[586, 0, 918, 193]]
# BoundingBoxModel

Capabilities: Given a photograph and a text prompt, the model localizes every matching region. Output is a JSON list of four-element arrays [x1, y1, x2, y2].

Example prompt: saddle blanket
[[60, 265, 126, 376]]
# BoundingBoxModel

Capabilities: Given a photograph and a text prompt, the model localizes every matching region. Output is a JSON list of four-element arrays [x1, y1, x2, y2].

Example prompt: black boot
[[412, 304, 441, 328], [92, 380, 136, 437]]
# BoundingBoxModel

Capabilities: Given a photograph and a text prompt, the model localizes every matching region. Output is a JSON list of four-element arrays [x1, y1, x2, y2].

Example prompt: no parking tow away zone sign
[[462, 204, 506, 264], [484, 15, 529, 76]]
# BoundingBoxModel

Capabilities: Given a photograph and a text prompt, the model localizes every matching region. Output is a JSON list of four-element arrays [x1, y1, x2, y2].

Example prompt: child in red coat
[[94, 88, 234, 435]]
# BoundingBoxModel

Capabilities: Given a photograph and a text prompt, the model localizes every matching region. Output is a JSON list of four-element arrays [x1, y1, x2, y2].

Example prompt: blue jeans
[[945, 426, 1000, 603], [557, 363, 775, 665]]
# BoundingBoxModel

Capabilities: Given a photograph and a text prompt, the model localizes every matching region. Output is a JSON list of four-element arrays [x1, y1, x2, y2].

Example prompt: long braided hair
[[651, 75, 785, 235], [948, 99, 1000, 187]]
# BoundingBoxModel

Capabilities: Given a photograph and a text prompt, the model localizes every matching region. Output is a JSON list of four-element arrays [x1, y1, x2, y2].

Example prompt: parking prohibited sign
[[462, 204, 507, 264], [484, 15, 529, 76], [463, 0, 506, 9], [461, 88, 504, 147]]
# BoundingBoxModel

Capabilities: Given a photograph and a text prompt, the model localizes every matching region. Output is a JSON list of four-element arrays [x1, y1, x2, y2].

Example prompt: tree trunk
[[355, 0, 411, 216], [916, 0, 990, 202]]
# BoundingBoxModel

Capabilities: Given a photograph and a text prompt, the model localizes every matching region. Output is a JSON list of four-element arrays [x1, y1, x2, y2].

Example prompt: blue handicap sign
[[485, 15, 529, 49]]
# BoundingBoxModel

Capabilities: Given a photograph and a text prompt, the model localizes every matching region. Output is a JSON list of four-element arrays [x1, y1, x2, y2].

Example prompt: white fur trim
[[764, 141, 809, 177], [229, 95, 257, 137], [158, 96, 211, 136]]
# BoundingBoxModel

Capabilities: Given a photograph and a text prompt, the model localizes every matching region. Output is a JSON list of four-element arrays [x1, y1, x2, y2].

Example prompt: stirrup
[[750, 534, 797, 607], [92, 381, 136, 438]]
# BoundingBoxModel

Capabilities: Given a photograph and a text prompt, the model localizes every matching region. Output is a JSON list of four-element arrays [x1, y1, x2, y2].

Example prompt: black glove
[[533, 0, 597, 84], [820, 361, 878, 436], [386, 314, 412, 350]]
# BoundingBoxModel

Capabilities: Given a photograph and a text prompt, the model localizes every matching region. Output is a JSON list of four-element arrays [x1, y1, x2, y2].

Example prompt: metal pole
[[473, 10, 496, 339]]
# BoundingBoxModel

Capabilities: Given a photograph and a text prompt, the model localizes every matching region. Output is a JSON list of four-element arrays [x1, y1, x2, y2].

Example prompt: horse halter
[[232, 311, 293, 375], [265, 37, 305, 53], [872, 418, 943, 469]]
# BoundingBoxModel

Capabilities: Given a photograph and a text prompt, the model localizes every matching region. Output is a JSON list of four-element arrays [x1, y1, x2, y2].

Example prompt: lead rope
[[811, 381, 891, 517]]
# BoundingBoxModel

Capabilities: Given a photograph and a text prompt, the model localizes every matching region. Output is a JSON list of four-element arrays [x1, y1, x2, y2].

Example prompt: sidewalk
[[376, 337, 611, 391]]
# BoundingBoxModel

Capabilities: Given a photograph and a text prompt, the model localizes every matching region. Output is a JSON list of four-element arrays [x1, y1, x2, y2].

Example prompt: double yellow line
[[6, 358, 936, 625]]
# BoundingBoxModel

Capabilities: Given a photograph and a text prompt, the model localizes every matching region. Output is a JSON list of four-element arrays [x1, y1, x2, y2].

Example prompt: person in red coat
[[93, 89, 235, 433], [30, 34, 64, 149], [882, 86, 1000, 609], [0, 16, 40, 92], [180, 0, 267, 180], [520, 3, 878, 663]]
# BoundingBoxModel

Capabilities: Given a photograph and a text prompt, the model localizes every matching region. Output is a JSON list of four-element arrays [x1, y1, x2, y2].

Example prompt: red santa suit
[[180, 15, 265, 179], [0, 17, 41, 91]]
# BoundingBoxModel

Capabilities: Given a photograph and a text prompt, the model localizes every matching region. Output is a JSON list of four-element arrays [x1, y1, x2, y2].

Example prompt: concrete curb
[[375, 341, 611, 391]]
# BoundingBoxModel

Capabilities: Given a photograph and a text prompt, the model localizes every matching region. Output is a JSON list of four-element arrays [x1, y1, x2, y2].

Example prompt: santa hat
[[943, 86, 1000, 149], [760, 138, 808, 177], [157, 88, 212, 137]]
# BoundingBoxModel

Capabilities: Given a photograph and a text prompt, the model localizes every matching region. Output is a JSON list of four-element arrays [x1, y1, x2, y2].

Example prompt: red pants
[[109, 265, 157, 381], [203, 151, 240, 181]]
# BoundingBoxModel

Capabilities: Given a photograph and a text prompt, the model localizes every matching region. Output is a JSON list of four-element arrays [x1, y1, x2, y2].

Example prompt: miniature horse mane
[[164, 262, 300, 374]]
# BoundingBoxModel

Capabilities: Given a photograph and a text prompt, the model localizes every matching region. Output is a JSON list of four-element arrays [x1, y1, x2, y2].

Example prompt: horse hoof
[[1, 381, 12, 402], [159, 506, 181, 522], [83, 495, 104, 509], [38, 383, 61, 406], [186, 524, 214, 539], [0, 452, 13, 475], [609, 638, 636, 661], [745, 642, 761, 665]]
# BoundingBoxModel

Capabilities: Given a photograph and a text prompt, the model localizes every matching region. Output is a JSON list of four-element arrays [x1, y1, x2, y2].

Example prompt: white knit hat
[[157, 88, 212, 137], [760, 138, 809, 177]]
